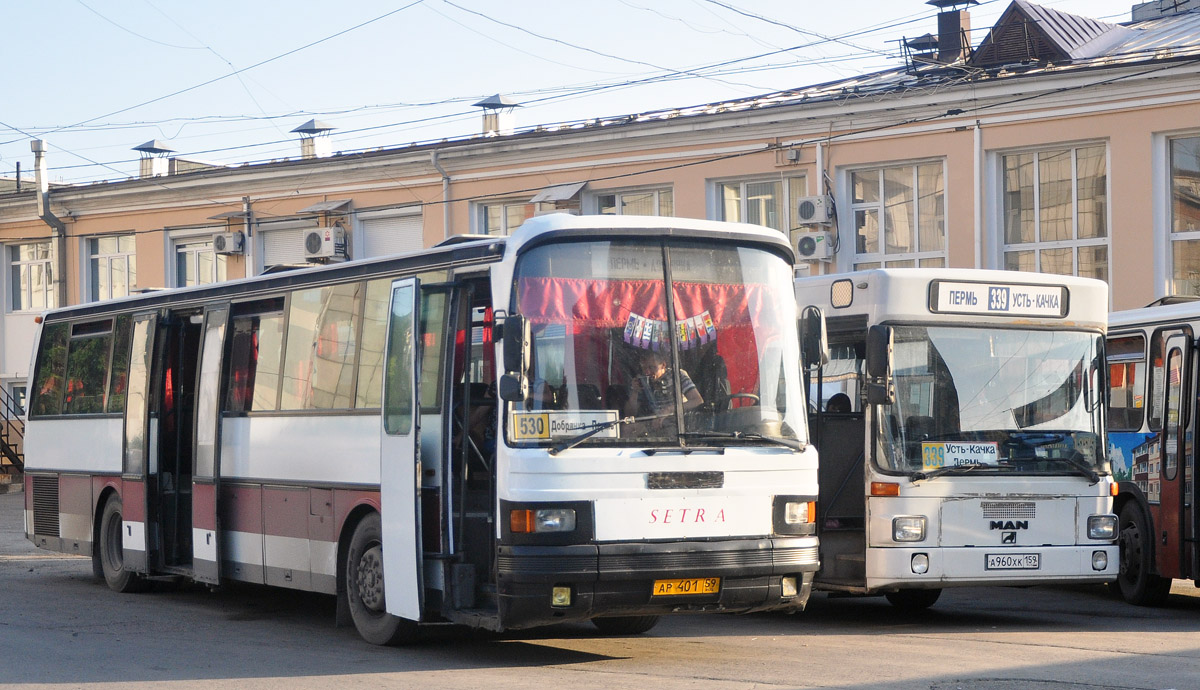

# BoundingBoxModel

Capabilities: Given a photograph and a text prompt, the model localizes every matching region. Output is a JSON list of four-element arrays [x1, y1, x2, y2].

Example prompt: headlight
[[784, 501, 816, 524], [1088, 514, 1117, 540], [893, 515, 926, 542], [510, 508, 577, 533]]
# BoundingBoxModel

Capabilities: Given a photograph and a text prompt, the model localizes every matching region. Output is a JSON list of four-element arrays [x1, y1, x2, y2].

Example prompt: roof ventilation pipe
[[30, 140, 68, 307], [292, 119, 335, 159], [473, 94, 521, 137], [133, 139, 175, 178], [928, 0, 977, 63]]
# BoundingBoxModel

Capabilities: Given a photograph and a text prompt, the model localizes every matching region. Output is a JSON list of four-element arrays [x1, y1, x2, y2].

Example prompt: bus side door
[[122, 312, 158, 573], [192, 304, 229, 585], [380, 278, 423, 620], [1158, 332, 1191, 580]]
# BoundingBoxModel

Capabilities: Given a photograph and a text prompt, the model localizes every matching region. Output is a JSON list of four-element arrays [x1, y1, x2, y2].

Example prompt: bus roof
[[796, 268, 1108, 330], [39, 214, 794, 323], [1110, 297, 1200, 330]]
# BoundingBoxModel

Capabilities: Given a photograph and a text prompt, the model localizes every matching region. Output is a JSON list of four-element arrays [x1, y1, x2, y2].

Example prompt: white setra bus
[[22, 214, 820, 644], [796, 268, 1118, 609]]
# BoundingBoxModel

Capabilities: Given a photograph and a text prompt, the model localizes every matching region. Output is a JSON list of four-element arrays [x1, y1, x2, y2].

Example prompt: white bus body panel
[[219, 415, 381, 485], [23, 417, 124, 473]]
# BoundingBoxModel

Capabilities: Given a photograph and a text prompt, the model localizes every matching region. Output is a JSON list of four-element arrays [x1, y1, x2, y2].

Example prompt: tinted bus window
[[225, 299, 285, 413], [30, 322, 69, 416], [356, 279, 391, 408], [1106, 334, 1146, 431], [281, 283, 362, 410], [62, 320, 114, 415], [106, 315, 133, 413]]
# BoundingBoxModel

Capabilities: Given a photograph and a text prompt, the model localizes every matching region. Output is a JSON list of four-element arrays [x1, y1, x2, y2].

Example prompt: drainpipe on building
[[431, 150, 451, 240], [973, 122, 983, 270], [241, 196, 255, 276], [31, 140, 68, 308]]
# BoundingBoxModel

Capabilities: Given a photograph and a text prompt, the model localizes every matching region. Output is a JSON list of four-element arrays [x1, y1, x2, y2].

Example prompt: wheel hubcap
[[356, 545, 386, 612], [1119, 523, 1141, 582]]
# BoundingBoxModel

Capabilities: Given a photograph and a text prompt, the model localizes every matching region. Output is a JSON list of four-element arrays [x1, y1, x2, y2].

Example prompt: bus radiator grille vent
[[980, 501, 1035, 519], [601, 551, 774, 572], [31, 475, 60, 537]]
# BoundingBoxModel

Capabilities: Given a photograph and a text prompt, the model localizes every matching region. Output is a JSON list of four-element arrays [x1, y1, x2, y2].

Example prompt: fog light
[[551, 586, 572, 607], [893, 516, 926, 542], [1088, 514, 1117, 540], [781, 576, 798, 597], [1092, 550, 1108, 571], [911, 553, 929, 574]]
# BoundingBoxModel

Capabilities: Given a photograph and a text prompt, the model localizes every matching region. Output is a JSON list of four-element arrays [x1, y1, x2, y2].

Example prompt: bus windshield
[[879, 326, 1106, 476], [509, 238, 804, 449]]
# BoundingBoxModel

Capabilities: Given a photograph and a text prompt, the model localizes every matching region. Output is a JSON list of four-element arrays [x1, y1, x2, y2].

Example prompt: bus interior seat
[[906, 415, 936, 441], [697, 349, 731, 411], [573, 383, 603, 409], [604, 384, 630, 413]]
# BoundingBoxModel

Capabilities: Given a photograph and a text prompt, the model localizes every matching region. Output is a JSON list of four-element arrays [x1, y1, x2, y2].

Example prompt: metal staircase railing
[[1, 385, 25, 475]]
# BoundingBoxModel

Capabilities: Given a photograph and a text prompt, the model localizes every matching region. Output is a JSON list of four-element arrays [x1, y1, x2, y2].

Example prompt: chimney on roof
[[1132, 0, 1198, 20], [292, 119, 335, 159], [133, 139, 175, 178], [473, 94, 521, 137], [928, 0, 978, 63]]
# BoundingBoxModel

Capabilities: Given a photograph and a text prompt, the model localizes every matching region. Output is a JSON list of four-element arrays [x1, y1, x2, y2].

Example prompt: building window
[[1001, 145, 1108, 280], [87, 235, 137, 302], [5, 383, 26, 416], [174, 239, 227, 287], [596, 188, 673, 216], [7, 242, 55, 312], [718, 177, 805, 232], [850, 162, 945, 270], [479, 201, 555, 236], [1169, 135, 1200, 295]]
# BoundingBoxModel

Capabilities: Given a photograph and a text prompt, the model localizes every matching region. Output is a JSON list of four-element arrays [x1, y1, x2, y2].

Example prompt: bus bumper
[[495, 536, 819, 630], [863, 544, 1119, 590]]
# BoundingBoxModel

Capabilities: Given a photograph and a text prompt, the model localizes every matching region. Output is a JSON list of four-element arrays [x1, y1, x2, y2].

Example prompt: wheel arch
[[334, 502, 380, 628], [91, 485, 121, 577], [1114, 482, 1161, 576]]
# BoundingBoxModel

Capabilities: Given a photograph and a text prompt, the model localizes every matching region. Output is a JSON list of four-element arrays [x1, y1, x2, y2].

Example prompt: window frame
[[589, 186, 674, 216], [1166, 133, 1200, 296], [845, 160, 947, 270], [711, 175, 807, 234], [169, 228, 227, 288], [84, 234, 138, 302], [6, 241, 56, 313], [995, 142, 1110, 280], [474, 199, 556, 236]]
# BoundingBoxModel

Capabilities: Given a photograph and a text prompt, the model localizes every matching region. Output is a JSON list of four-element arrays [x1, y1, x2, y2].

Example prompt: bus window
[[62, 320, 114, 415], [225, 299, 285, 413], [356, 279, 391, 408], [1106, 334, 1146, 431], [280, 283, 363, 410], [30, 322, 69, 417], [106, 315, 132, 413]]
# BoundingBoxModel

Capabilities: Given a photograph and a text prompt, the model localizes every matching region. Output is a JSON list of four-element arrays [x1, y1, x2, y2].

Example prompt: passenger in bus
[[627, 349, 703, 417]]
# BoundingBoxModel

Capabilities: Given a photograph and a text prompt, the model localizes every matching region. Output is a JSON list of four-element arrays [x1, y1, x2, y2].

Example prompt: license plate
[[652, 577, 720, 596], [986, 553, 1040, 570]]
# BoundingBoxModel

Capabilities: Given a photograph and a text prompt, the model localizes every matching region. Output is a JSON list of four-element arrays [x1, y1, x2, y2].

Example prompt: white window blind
[[361, 213, 423, 258]]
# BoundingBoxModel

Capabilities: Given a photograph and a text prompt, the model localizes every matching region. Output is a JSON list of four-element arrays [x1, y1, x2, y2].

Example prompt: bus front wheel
[[591, 615, 660, 635], [344, 513, 419, 645], [1113, 502, 1172, 607], [884, 588, 941, 611], [98, 495, 148, 593]]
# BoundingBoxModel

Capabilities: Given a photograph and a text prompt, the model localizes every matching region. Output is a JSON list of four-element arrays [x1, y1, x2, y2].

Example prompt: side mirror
[[800, 306, 829, 369], [502, 314, 530, 375], [865, 325, 895, 405], [498, 373, 527, 403]]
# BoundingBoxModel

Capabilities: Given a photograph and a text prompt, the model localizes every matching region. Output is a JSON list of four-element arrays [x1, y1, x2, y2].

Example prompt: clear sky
[[3, 0, 1141, 185]]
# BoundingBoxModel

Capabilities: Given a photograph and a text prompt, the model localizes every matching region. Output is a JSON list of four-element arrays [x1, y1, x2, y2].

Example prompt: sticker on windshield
[[921, 441, 1000, 470], [511, 410, 621, 441]]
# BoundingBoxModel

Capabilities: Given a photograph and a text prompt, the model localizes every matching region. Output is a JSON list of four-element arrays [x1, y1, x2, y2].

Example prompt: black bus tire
[[1114, 502, 1172, 606], [344, 512, 420, 645], [98, 495, 149, 593], [591, 615, 660, 635], [885, 588, 941, 611]]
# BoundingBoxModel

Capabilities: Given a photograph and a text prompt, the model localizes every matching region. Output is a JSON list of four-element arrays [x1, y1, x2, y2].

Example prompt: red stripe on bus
[[121, 480, 146, 522]]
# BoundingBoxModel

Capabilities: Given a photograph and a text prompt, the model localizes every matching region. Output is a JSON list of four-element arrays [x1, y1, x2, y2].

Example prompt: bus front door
[[192, 304, 229, 585], [121, 312, 158, 573], [379, 278, 423, 621]]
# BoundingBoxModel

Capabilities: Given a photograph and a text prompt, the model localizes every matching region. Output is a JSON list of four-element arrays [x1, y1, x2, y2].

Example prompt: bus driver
[[627, 349, 704, 417]]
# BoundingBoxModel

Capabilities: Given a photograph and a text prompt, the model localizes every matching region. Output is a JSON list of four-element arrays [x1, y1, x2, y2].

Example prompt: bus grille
[[981, 501, 1036, 519], [31, 475, 60, 537]]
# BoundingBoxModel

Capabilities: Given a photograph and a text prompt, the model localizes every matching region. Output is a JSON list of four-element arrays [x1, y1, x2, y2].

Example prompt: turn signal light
[[871, 482, 900, 497], [1110, 483, 1119, 497], [510, 508, 577, 533]]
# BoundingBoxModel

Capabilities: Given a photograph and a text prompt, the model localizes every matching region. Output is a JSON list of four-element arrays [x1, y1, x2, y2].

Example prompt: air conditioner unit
[[796, 195, 834, 225], [212, 231, 245, 255], [304, 226, 347, 263], [796, 231, 835, 261]]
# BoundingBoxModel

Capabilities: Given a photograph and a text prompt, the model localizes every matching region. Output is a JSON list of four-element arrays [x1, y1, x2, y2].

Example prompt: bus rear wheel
[[1113, 502, 1172, 607], [344, 513, 419, 645], [98, 495, 148, 593], [591, 615, 660, 635], [884, 588, 941, 611]]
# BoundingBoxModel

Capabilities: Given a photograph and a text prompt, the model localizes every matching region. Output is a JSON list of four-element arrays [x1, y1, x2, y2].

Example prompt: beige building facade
[[3, 0, 1200, 409]]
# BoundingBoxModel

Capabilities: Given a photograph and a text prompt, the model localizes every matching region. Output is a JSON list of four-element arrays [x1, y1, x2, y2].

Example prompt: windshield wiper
[[1048, 453, 1101, 484], [547, 413, 668, 455], [910, 463, 997, 482], [678, 431, 804, 451]]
